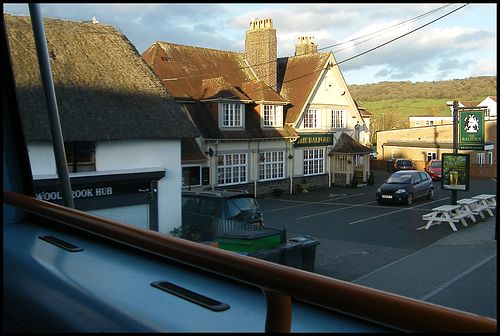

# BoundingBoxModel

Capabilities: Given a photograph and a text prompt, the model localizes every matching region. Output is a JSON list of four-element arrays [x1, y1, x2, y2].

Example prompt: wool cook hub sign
[[459, 110, 484, 150]]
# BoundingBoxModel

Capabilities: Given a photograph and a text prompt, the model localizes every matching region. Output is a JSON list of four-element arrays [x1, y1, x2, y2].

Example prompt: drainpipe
[[288, 138, 297, 194], [29, 3, 74, 208], [253, 151, 257, 198]]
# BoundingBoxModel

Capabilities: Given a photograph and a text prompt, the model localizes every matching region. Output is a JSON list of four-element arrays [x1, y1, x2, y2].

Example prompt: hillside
[[348, 76, 496, 102], [347, 76, 497, 144]]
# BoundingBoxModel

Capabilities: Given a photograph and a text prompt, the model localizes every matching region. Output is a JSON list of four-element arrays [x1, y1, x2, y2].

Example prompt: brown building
[[143, 18, 371, 194], [376, 120, 497, 177]]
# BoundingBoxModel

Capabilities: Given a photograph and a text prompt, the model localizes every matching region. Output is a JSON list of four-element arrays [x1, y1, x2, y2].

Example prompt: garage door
[[89, 204, 149, 229]]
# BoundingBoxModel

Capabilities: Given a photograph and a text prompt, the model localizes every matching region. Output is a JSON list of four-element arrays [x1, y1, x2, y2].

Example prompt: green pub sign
[[294, 134, 333, 147], [459, 110, 484, 150]]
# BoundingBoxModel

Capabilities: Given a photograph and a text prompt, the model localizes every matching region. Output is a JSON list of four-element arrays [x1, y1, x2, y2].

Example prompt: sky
[[3, 3, 497, 85]]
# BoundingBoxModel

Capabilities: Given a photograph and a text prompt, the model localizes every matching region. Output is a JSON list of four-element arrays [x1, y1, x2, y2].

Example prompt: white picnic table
[[472, 194, 496, 217], [422, 204, 469, 232], [456, 198, 481, 222]]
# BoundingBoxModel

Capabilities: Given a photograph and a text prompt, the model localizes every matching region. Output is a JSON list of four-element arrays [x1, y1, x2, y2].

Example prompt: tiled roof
[[277, 52, 331, 124], [143, 41, 296, 141], [241, 81, 288, 104], [4, 14, 199, 142], [181, 138, 207, 161], [200, 77, 250, 101], [142, 42, 256, 101], [329, 132, 373, 154]]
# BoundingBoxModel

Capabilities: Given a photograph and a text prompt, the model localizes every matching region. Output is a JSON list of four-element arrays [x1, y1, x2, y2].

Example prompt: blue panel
[[3, 219, 392, 332]]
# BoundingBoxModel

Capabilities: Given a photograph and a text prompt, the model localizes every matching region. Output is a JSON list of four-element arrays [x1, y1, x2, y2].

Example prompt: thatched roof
[[4, 14, 199, 142], [329, 132, 373, 154]]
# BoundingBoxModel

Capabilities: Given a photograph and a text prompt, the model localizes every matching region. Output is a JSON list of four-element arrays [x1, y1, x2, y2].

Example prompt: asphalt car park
[[258, 170, 496, 281]]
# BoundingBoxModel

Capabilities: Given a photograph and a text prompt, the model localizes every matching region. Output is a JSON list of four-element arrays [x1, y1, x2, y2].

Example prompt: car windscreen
[[227, 197, 261, 218], [387, 174, 412, 184], [397, 160, 412, 166], [430, 161, 442, 168]]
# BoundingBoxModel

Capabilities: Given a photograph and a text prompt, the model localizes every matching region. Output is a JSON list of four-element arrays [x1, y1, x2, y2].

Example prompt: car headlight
[[395, 188, 407, 194]]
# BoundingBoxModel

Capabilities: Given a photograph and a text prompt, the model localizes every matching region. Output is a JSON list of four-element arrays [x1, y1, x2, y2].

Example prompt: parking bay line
[[296, 200, 375, 220], [348, 198, 449, 225], [265, 193, 364, 213]]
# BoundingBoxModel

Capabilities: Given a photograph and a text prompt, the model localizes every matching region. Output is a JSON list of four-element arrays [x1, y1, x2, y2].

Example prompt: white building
[[477, 96, 497, 120], [5, 14, 199, 234]]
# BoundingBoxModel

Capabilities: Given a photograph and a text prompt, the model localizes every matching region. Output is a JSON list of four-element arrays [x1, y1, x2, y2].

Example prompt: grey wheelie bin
[[288, 236, 320, 272]]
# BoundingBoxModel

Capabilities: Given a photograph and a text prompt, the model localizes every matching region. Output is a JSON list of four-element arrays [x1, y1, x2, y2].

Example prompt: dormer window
[[263, 105, 282, 127], [221, 103, 243, 127]]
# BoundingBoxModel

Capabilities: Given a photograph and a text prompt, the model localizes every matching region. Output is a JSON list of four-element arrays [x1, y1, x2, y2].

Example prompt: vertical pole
[[263, 290, 292, 333], [29, 3, 74, 208], [451, 100, 458, 205]]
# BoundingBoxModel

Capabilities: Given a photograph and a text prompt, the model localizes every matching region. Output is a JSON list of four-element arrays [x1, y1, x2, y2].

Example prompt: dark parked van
[[181, 190, 264, 241]]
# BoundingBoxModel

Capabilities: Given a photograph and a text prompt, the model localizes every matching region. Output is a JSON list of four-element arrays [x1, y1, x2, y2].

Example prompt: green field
[[361, 98, 452, 117]]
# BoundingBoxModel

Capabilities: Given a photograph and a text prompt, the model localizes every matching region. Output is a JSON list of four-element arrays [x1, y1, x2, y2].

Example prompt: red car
[[426, 160, 442, 180]]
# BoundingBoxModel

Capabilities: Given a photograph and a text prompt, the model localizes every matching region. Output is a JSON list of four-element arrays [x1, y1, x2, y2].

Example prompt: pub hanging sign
[[459, 110, 484, 150]]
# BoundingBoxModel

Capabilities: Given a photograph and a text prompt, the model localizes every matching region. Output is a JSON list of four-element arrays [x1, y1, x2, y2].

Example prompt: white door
[[89, 204, 149, 229]]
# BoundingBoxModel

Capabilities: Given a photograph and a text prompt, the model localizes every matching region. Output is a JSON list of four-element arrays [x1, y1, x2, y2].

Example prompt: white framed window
[[425, 120, 434, 126], [487, 151, 493, 164], [477, 153, 485, 164], [334, 155, 347, 172], [217, 153, 247, 185], [303, 148, 324, 175], [304, 109, 319, 129], [182, 165, 202, 188], [259, 151, 284, 181], [414, 121, 420, 127], [484, 109, 491, 119], [263, 105, 282, 127], [427, 152, 437, 162], [354, 154, 364, 168], [391, 150, 395, 159], [221, 103, 243, 127], [331, 110, 346, 128]]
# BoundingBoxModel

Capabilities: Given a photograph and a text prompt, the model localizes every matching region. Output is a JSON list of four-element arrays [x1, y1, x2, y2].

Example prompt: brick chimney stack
[[295, 36, 317, 56], [245, 18, 277, 90]]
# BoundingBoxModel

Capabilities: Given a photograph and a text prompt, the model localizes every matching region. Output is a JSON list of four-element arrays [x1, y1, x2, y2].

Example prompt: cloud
[[471, 59, 497, 77], [4, 3, 495, 84]]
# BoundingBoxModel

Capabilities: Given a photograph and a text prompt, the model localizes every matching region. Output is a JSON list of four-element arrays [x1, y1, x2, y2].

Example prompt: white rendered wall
[[96, 138, 182, 234], [28, 139, 182, 234]]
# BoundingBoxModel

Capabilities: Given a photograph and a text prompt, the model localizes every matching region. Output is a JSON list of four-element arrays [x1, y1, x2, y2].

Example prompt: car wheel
[[427, 187, 435, 200], [406, 193, 414, 205]]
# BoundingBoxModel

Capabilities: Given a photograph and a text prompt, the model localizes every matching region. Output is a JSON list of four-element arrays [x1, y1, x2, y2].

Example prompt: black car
[[376, 171, 434, 205], [394, 159, 415, 171], [181, 190, 264, 241]]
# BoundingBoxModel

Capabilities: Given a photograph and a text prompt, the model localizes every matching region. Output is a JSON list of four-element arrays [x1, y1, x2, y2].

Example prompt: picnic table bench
[[422, 194, 496, 231], [422, 204, 469, 232], [472, 194, 496, 217], [456, 198, 482, 222]]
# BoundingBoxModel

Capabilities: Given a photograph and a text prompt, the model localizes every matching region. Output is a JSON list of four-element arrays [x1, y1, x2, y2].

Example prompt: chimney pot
[[295, 36, 317, 56]]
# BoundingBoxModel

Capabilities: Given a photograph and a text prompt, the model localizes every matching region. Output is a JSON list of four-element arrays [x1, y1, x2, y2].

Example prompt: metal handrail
[[3, 190, 497, 332]]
